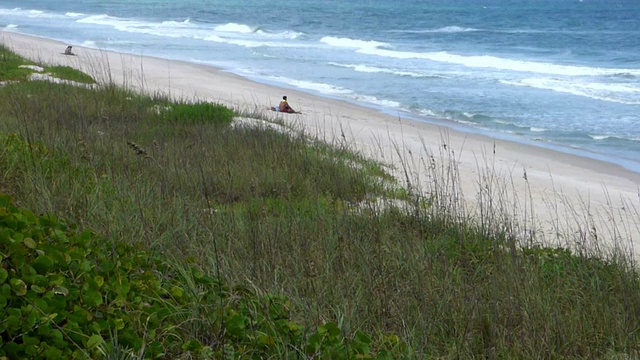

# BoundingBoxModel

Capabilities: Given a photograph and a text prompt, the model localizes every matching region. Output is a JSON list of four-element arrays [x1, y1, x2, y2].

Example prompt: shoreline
[[2, 30, 640, 255]]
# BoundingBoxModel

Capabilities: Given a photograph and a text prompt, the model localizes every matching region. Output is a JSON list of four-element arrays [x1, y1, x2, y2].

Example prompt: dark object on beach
[[269, 95, 300, 113], [63, 46, 75, 56]]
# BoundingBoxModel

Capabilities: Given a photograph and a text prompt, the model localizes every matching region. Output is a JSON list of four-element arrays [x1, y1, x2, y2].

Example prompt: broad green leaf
[[10, 278, 27, 296], [53, 286, 69, 296], [258, 334, 275, 346], [86, 334, 103, 349], [82, 289, 103, 307], [80, 260, 92, 272], [181, 339, 203, 351], [33, 298, 50, 313], [0, 268, 7, 283], [226, 314, 245, 337], [33, 255, 55, 274], [23, 237, 37, 249], [43, 346, 63, 359], [48, 274, 65, 286], [23, 335, 39, 347], [170, 286, 184, 298]]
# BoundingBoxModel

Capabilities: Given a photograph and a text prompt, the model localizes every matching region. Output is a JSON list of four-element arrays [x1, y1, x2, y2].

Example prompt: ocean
[[2, 0, 639, 172]]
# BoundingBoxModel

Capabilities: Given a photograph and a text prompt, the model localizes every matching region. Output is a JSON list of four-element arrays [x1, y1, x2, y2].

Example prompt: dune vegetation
[[1, 44, 640, 359]]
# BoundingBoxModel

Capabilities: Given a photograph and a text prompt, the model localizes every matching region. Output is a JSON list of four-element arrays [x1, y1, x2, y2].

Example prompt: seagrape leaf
[[86, 334, 104, 349], [10, 278, 27, 296], [170, 286, 184, 298], [181, 339, 203, 351], [33, 255, 55, 274], [113, 318, 125, 330], [23, 237, 37, 249], [0, 268, 7, 283], [82, 289, 103, 307], [226, 314, 245, 337], [53, 286, 69, 296]]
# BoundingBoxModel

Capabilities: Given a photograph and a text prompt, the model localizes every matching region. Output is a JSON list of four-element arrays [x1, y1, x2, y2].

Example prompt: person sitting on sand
[[278, 96, 293, 113], [64, 46, 74, 55], [278, 96, 296, 113], [269, 95, 299, 113]]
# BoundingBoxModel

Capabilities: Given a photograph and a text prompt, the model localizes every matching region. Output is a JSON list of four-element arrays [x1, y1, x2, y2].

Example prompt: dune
[[2, 30, 639, 258]]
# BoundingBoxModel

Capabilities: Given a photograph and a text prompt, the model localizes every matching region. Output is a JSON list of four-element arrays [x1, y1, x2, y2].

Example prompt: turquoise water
[[2, 0, 640, 171]]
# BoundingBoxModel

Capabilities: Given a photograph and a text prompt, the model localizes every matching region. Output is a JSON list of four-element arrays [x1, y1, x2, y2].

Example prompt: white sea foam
[[501, 78, 640, 105], [352, 95, 402, 108], [214, 23, 254, 33], [202, 35, 300, 49], [264, 75, 402, 109], [75, 15, 304, 49], [267, 76, 353, 95], [161, 19, 192, 27], [255, 29, 304, 40], [588, 134, 640, 143], [65, 12, 84, 17], [530, 127, 547, 132], [0, 8, 63, 19], [3, 24, 18, 30], [418, 109, 438, 117], [345, 45, 640, 77], [80, 40, 97, 48], [320, 36, 389, 50], [328, 62, 436, 78]]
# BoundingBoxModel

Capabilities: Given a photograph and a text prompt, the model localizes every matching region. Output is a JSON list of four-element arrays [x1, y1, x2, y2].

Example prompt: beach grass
[[1, 44, 640, 359]]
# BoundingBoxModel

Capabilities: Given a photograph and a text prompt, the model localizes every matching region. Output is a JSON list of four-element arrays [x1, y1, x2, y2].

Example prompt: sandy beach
[[2, 30, 640, 257]]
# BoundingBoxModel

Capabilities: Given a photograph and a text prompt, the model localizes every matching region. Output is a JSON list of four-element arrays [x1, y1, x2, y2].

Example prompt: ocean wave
[[352, 95, 402, 109], [215, 22, 253, 33], [317, 36, 640, 77], [65, 12, 84, 17], [266, 76, 354, 95], [328, 62, 445, 79], [354, 48, 640, 77], [588, 134, 640, 143], [202, 34, 302, 49], [320, 36, 389, 50], [3, 24, 18, 30], [610, 72, 637, 80], [388, 26, 480, 33], [264, 75, 402, 109], [160, 19, 192, 27], [256, 29, 304, 40], [75, 15, 304, 48], [501, 78, 640, 105], [212, 22, 304, 39], [81, 40, 97, 48], [0, 7, 66, 19]]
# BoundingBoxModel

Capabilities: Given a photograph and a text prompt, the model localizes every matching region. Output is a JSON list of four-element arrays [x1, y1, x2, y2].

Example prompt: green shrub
[[0, 194, 408, 359], [0, 45, 34, 81], [46, 66, 96, 84], [158, 102, 235, 126]]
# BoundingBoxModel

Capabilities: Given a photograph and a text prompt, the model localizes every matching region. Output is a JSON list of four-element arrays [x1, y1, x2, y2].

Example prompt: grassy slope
[[1, 45, 640, 359]]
